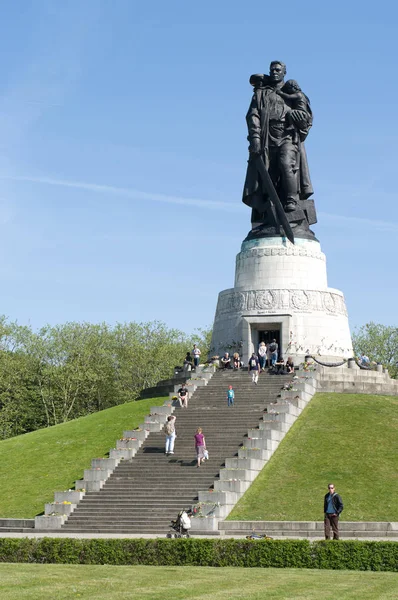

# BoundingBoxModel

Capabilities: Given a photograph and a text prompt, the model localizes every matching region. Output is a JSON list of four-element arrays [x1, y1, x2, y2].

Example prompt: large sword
[[254, 155, 295, 245]]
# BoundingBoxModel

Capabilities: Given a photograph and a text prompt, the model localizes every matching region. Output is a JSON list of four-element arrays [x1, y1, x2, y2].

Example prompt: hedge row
[[0, 538, 397, 571]]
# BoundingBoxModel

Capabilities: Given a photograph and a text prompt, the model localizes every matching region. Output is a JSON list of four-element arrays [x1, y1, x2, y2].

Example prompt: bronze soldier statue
[[242, 61, 317, 242]]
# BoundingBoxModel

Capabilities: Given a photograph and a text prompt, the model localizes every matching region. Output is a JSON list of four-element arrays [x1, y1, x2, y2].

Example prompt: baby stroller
[[246, 531, 273, 540], [166, 509, 192, 538]]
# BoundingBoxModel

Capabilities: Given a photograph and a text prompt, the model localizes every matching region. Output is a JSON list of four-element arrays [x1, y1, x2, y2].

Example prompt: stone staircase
[[57, 370, 293, 534], [21, 361, 398, 537]]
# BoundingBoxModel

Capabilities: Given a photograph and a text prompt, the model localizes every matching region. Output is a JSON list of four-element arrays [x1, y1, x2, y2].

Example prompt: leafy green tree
[[0, 351, 45, 438], [113, 321, 190, 397], [352, 322, 398, 379], [24, 322, 124, 425], [0, 319, 44, 438], [0, 315, 214, 439]]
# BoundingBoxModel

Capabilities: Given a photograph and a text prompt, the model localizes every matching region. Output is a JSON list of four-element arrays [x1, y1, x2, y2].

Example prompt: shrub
[[0, 538, 397, 571], [312, 540, 398, 571]]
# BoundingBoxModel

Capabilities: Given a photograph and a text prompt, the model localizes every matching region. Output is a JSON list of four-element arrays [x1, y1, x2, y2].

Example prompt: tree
[[0, 318, 44, 439], [113, 321, 190, 397], [24, 322, 124, 426], [191, 326, 212, 359], [0, 315, 214, 439], [352, 322, 398, 379]]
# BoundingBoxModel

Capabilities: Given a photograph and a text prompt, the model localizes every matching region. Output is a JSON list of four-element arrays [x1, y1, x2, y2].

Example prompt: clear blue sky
[[0, 1, 396, 335]]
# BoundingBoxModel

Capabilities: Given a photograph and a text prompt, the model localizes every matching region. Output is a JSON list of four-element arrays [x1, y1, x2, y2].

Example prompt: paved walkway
[[0, 531, 395, 541]]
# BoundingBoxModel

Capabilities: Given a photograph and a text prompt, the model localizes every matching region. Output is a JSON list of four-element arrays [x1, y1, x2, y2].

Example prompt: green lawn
[[0, 564, 397, 599], [229, 393, 398, 521], [0, 398, 163, 518]]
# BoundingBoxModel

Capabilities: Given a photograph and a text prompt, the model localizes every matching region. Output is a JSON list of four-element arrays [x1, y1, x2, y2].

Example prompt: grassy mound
[[228, 393, 398, 521], [0, 398, 163, 518]]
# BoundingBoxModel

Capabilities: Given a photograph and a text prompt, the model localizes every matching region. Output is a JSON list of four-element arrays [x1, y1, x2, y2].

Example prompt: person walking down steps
[[227, 385, 235, 407], [258, 341, 267, 371], [249, 352, 260, 384], [164, 415, 177, 456], [194, 427, 206, 468]]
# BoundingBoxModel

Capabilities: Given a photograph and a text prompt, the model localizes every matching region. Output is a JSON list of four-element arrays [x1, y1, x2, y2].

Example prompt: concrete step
[[60, 528, 178, 533], [66, 516, 184, 523], [0, 519, 35, 529], [68, 505, 192, 512], [0, 527, 37, 533]]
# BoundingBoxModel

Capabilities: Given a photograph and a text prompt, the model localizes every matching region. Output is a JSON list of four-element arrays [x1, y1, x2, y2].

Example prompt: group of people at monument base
[[216, 342, 296, 385], [246, 341, 295, 383]]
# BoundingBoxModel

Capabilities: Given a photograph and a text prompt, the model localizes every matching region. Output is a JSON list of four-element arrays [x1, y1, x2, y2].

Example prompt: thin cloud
[[3, 175, 244, 213], [3, 174, 398, 230]]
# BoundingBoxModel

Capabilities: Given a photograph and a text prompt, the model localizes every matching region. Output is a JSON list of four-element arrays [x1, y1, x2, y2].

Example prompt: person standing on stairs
[[258, 341, 267, 371], [249, 352, 260, 384], [227, 385, 235, 407], [192, 344, 201, 369], [269, 339, 279, 367], [164, 415, 177, 455], [194, 427, 206, 467]]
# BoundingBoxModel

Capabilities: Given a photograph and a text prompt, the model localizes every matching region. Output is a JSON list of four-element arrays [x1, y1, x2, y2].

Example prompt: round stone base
[[210, 237, 352, 364]]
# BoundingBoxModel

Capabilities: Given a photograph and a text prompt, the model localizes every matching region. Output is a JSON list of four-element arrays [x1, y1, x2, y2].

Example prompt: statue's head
[[284, 79, 301, 93], [269, 61, 286, 83]]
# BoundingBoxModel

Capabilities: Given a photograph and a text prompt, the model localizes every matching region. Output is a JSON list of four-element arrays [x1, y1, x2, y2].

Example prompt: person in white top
[[192, 344, 201, 368], [258, 341, 267, 371], [164, 415, 177, 455]]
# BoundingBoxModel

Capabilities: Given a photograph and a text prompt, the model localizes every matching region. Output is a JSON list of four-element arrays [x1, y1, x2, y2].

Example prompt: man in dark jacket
[[324, 483, 344, 540], [248, 353, 260, 385]]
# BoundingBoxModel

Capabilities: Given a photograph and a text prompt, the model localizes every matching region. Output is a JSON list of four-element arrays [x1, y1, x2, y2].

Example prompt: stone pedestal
[[211, 237, 352, 364]]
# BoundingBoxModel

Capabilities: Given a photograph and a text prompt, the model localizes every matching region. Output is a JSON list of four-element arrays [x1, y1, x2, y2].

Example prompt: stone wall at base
[[218, 520, 398, 538], [315, 363, 398, 395]]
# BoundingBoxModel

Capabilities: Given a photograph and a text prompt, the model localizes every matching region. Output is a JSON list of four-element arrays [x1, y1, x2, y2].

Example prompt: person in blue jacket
[[227, 385, 235, 407]]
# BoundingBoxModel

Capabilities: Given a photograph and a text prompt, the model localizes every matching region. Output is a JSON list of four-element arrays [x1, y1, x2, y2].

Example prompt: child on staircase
[[227, 385, 235, 407]]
